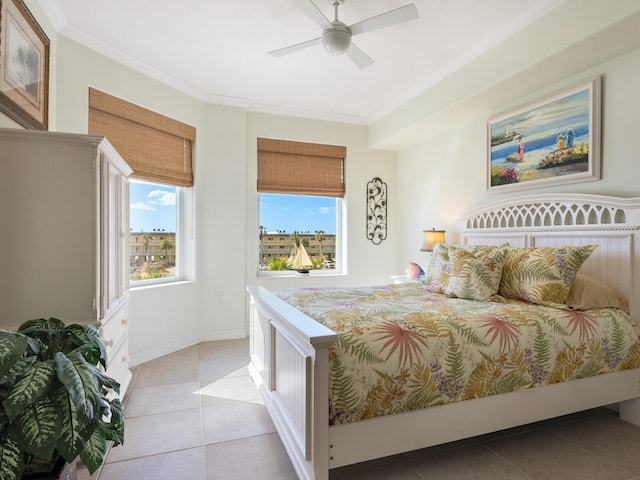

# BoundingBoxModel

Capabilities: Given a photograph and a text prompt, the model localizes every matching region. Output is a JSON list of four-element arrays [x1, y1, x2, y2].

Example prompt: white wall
[[0, 116, 23, 129], [395, 47, 640, 271]]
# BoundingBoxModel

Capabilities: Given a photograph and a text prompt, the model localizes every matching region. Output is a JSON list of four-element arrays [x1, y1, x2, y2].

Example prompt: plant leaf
[[63, 324, 107, 369], [53, 384, 85, 463], [83, 324, 108, 369], [0, 428, 24, 480], [103, 398, 125, 446], [13, 397, 60, 460], [26, 336, 44, 356], [98, 371, 121, 396], [3, 360, 56, 421], [17, 318, 66, 337], [79, 426, 107, 474], [18, 318, 67, 360], [0, 358, 36, 394], [54, 351, 101, 425], [0, 331, 28, 378]]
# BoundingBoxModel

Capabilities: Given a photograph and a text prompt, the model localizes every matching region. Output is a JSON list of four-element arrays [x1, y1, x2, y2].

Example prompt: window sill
[[257, 270, 345, 279], [130, 279, 195, 291]]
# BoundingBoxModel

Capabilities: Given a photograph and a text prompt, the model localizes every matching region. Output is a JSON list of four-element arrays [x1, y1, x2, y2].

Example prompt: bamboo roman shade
[[257, 138, 346, 197], [88, 88, 196, 187]]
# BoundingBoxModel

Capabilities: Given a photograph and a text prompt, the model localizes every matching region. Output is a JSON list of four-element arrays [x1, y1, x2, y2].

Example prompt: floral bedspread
[[274, 283, 640, 425]]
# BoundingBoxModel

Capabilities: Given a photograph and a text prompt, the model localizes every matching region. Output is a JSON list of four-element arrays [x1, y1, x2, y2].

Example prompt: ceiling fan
[[269, 0, 419, 69]]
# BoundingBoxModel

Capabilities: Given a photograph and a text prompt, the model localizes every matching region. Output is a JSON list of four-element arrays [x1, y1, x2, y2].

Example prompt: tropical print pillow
[[444, 246, 508, 301], [498, 245, 597, 308], [426, 243, 508, 294], [423, 242, 445, 286]]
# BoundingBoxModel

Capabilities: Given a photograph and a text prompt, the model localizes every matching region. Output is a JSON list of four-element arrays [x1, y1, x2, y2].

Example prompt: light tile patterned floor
[[80, 339, 640, 480]]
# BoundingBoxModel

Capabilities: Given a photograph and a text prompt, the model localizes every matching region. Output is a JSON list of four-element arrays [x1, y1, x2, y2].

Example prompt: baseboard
[[129, 328, 247, 366], [198, 328, 248, 343]]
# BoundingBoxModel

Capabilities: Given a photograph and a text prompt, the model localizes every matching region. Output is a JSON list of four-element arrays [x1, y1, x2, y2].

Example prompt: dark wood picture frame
[[0, 0, 49, 129]]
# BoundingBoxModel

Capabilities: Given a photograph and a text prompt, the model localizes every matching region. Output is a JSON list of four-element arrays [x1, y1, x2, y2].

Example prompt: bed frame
[[247, 194, 640, 480]]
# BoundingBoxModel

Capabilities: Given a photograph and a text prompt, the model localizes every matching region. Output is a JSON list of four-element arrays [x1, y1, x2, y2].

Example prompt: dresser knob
[[104, 339, 114, 348]]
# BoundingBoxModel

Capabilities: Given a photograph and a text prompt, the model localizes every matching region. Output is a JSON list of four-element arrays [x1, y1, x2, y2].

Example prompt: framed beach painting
[[0, 0, 50, 130], [487, 77, 600, 193]]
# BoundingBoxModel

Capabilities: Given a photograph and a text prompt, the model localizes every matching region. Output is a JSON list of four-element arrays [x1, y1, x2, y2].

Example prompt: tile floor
[[80, 338, 640, 480]]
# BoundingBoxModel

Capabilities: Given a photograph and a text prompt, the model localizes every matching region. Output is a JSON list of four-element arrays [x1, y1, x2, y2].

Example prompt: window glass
[[259, 193, 340, 273], [130, 180, 178, 283]]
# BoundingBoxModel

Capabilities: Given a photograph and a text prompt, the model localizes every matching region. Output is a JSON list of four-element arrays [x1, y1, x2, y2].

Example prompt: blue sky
[[130, 180, 177, 232], [259, 194, 336, 234]]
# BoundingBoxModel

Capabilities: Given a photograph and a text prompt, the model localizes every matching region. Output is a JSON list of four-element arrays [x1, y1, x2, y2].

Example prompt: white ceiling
[[40, 0, 567, 124]]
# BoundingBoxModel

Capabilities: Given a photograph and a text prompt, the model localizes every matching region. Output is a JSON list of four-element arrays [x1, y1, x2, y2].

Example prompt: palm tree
[[142, 233, 153, 261], [315, 230, 325, 261], [290, 231, 301, 249], [159, 238, 173, 261]]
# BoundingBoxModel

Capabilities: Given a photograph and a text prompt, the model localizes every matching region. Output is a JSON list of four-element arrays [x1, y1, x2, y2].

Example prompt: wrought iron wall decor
[[366, 177, 387, 245]]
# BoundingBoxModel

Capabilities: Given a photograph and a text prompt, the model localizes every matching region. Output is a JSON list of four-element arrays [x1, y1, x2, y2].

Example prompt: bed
[[247, 194, 640, 480]]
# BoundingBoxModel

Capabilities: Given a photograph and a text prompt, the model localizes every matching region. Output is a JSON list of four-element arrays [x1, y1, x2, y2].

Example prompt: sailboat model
[[291, 243, 313, 271]]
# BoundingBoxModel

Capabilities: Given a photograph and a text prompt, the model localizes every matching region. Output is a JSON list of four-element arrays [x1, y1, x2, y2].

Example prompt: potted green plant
[[0, 318, 124, 479]]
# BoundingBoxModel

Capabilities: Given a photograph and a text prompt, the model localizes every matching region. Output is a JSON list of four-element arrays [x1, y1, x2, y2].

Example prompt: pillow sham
[[426, 243, 507, 294], [566, 274, 629, 313], [444, 246, 508, 301], [498, 245, 597, 308]]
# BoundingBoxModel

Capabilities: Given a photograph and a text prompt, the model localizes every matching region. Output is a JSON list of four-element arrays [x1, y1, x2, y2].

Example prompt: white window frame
[[130, 184, 195, 288]]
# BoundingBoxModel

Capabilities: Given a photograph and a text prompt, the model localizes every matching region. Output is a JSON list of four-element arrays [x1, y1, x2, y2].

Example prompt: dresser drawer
[[106, 338, 132, 397], [100, 302, 129, 359]]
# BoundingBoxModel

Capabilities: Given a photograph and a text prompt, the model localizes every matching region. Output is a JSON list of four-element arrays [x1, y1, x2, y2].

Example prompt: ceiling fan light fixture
[[322, 24, 351, 55], [269, 1, 419, 68]]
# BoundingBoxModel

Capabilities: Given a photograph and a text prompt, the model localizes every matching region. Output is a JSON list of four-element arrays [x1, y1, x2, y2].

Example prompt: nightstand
[[390, 275, 422, 284]]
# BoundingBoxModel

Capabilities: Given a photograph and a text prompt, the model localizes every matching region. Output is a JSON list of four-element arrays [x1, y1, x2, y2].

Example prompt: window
[[88, 88, 196, 285], [259, 193, 341, 272], [257, 138, 346, 274], [129, 180, 178, 282]]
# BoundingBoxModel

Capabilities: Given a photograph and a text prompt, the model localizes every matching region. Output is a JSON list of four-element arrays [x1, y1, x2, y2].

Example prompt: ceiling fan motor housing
[[322, 22, 351, 55]]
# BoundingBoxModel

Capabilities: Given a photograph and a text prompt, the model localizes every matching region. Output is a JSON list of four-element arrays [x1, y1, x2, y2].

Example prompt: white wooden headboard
[[460, 194, 640, 325]]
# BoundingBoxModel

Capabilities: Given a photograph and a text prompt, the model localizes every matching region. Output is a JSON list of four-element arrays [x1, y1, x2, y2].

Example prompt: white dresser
[[0, 128, 133, 396]]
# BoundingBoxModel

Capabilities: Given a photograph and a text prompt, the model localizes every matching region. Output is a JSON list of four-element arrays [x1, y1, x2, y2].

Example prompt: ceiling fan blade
[[269, 37, 322, 57], [349, 3, 419, 36], [346, 42, 374, 69], [292, 0, 333, 29]]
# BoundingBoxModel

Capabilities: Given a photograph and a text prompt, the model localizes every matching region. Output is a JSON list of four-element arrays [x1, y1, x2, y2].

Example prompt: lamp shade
[[420, 229, 445, 252]]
